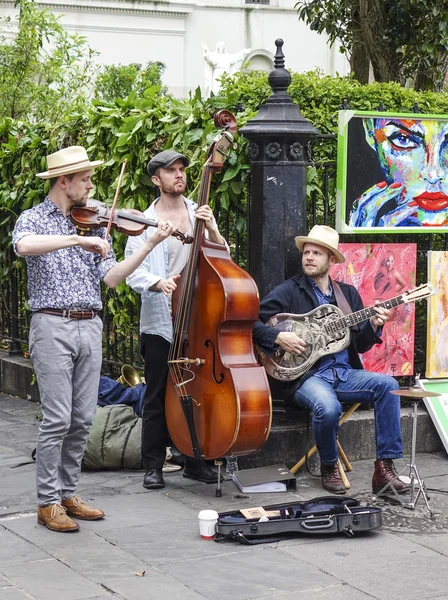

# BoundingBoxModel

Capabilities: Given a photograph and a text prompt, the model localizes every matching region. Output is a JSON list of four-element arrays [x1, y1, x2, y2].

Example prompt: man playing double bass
[[13, 146, 175, 532], [253, 225, 408, 496], [125, 150, 225, 490]]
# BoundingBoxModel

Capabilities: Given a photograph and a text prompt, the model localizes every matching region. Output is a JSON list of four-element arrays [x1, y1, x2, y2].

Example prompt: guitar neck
[[331, 294, 406, 332]]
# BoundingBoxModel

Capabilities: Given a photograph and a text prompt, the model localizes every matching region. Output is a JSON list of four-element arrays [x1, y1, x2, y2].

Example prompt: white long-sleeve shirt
[[125, 196, 198, 343]]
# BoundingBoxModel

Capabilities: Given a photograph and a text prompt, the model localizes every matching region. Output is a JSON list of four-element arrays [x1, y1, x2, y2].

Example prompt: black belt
[[38, 308, 98, 320]]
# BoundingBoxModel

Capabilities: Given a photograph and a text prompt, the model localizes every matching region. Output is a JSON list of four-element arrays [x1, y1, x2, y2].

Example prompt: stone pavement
[[1, 393, 448, 600]]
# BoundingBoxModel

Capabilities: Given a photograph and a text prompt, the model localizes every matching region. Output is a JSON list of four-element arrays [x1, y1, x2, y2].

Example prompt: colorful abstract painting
[[426, 251, 448, 378], [336, 110, 448, 234], [331, 243, 417, 376]]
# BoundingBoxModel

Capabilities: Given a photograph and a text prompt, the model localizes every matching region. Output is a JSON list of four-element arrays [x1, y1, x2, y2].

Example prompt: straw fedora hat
[[37, 146, 103, 179], [295, 225, 345, 264]]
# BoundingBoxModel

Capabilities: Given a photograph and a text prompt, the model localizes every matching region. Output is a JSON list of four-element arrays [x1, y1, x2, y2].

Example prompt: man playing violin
[[125, 150, 226, 490], [13, 146, 175, 532], [253, 225, 407, 496]]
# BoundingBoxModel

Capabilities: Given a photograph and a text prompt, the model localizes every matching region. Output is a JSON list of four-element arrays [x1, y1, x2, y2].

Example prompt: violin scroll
[[214, 110, 237, 134], [173, 230, 194, 245], [209, 110, 237, 169]]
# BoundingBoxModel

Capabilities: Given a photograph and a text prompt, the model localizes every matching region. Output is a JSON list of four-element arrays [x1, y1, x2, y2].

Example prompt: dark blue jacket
[[98, 377, 145, 417], [253, 273, 382, 399]]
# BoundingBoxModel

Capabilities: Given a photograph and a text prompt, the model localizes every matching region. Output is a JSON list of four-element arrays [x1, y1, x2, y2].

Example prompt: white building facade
[[0, 0, 349, 97]]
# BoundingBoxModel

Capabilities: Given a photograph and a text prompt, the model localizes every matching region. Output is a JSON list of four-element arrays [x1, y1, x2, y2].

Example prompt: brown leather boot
[[321, 463, 346, 495], [37, 504, 80, 532], [372, 459, 409, 494], [61, 495, 105, 520]]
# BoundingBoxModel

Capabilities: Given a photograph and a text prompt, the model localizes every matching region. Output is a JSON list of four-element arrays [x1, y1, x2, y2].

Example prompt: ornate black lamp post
[[240, 39, 320, 299]]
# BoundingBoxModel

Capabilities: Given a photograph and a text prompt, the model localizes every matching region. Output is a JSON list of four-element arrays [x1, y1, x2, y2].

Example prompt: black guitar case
[[214, 496, 381, 544]]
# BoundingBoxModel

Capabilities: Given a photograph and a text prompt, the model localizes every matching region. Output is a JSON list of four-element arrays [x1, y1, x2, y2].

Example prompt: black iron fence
[[1, 134, 446, 378]]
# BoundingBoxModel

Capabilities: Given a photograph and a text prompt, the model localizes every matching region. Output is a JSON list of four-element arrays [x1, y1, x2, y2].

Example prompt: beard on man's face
[[160, 180, 186, 196], [302, 262, 330, 278], [66, 191, 89, 206]]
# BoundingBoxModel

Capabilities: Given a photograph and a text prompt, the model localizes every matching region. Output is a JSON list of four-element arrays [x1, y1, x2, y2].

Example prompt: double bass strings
[[167, 154, 213, 399]]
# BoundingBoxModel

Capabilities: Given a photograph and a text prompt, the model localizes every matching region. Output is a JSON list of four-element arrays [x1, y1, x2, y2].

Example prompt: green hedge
[[2, 69, 448, 332]]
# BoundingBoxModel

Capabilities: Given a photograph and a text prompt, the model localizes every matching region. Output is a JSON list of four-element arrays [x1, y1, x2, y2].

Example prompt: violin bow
[[105, 159, 128, 239]]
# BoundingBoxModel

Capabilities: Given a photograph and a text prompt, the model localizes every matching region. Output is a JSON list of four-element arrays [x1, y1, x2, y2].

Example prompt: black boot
[[183, 458, 224, 484], [143, 468, 165, 490], [321, 463, 346, 495], [169, 445, 185, 467]]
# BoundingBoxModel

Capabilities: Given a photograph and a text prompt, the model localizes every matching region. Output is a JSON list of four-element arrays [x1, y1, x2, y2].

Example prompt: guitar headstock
[[402, 283, 435, 303]]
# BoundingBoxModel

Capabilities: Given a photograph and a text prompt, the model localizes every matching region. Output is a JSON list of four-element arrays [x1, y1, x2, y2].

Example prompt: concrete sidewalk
[[1, 393, 448, 600]]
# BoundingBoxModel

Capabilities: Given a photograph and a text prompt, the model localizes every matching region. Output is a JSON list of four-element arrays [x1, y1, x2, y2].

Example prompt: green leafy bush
[[220, 69, 448, 131], [0, 0, 97, 121], [3, 68, 448, 349], [94, 61, 166, 102]]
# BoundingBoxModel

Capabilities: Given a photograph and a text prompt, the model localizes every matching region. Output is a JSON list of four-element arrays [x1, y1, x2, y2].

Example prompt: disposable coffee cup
[[198, 509, 218, 540]]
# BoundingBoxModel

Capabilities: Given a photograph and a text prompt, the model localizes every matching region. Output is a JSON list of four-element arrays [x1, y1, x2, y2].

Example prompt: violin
[[71, 199, 193, 244]]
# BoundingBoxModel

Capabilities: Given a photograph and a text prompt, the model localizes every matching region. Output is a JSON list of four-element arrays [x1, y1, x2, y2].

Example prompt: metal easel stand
[[371, 400, 435, 520]]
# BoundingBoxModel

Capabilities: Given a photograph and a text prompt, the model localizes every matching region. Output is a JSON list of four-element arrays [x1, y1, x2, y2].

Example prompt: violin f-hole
[[204, 340, 224, 384]]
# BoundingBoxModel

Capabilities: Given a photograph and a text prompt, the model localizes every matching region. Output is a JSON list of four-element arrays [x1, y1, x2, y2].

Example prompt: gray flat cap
[[147, 150, 189, 176]]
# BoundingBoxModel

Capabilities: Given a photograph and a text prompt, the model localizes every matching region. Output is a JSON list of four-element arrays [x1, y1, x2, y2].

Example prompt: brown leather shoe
[[37, 504, 80, 532], [321, 463, 346, 495], [61, 495, 105, 520], [372, 459, 409, 494]]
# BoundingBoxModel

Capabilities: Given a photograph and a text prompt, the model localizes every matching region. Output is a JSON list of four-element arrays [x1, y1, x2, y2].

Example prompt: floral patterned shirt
[[12, 197, 117, 311]]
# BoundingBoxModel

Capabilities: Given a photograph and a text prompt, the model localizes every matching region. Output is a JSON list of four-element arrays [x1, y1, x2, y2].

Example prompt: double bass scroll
[[165, 110, 272, 461]]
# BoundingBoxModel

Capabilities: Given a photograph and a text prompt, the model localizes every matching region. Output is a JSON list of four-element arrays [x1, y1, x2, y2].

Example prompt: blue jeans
[[293, 369, 403, 465]]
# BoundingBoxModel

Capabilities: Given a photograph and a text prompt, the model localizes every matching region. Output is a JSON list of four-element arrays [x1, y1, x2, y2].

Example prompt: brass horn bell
[[117, 364, 142, 388]]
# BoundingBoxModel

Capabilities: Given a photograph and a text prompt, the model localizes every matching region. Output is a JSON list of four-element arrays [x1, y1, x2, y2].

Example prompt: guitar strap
[[332, 280, 352, 317]]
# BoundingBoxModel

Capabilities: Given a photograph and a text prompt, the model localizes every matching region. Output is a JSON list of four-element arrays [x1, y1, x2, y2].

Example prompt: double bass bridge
[[169, 358, 205, 366], [168, 357, 205, 393]]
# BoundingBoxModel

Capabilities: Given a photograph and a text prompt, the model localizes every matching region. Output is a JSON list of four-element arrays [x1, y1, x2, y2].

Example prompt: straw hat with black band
[[295, 225, 345, 264], [36, 146, 103, 180]]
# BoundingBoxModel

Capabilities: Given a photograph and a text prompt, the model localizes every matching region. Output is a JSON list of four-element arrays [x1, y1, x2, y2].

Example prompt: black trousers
[[140, 333, 171, 470], [140, 333, 204, 472]]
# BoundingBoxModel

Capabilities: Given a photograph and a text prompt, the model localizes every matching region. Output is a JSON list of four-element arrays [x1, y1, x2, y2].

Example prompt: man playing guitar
[[253, 225, 408, 495]]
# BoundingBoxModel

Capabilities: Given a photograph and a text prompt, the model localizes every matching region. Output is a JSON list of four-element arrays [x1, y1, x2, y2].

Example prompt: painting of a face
[[338, 110, 448, 232], [366, 118, 448, 225], [385, 253, 394, 271]]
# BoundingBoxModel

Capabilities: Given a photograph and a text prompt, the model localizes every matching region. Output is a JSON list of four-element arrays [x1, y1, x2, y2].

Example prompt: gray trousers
[[29, 313, 103, 506]]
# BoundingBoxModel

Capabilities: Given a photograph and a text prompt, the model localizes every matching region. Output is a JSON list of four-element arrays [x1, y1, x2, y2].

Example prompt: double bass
[[165, 111, 272, 460]]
